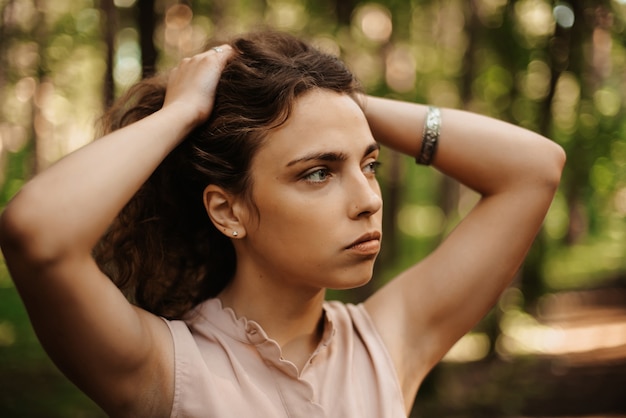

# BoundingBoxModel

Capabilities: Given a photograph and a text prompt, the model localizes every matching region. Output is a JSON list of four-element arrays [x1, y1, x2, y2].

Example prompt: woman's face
[[236, 89, 383, 292]]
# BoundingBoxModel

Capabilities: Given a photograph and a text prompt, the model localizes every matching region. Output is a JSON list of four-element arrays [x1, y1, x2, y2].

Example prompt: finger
[[196, 44, 235, 61], [210, 44, 233, 53]]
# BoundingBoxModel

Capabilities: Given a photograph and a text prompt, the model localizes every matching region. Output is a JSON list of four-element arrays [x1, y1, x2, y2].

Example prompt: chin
[[331, 272, 374, 291]]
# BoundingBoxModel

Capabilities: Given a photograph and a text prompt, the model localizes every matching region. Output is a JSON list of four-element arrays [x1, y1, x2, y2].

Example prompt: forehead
[[255, 90, 375, 165]]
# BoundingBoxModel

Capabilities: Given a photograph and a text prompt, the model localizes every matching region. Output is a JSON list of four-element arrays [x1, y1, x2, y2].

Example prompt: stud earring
[[232, 231, 238, 237]]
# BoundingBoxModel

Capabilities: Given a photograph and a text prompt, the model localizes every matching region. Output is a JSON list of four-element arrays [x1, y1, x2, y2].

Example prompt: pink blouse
[[164, 298, 406, 417]]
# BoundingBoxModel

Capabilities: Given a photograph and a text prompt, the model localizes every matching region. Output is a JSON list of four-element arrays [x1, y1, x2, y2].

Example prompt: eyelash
[[302, 161, 382, 184]]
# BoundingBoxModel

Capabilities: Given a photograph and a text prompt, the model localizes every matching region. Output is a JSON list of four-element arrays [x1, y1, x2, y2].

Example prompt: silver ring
[[212, 46, 223, 53]]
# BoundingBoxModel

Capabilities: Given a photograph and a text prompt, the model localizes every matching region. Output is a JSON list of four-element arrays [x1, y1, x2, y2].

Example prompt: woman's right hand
[[0, 43, 235, 418], [163, 45, 234, 129]]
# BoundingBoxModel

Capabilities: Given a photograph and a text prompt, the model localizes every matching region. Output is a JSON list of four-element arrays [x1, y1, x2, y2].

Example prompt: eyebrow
[[286, 142, 380, 167]]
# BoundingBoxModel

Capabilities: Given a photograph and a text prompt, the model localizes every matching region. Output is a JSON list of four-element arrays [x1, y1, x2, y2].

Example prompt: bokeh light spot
[[166, 4, 193, 30], [594, 88, 621, 117], [553, 4, 575, 29], [385, 45, 416, 93], [114, 0, 136, 7], [0, 321, 16, 347], [515, 0, 555, 44], [398, 204, 445, 238], [356, 3, 393, 43]]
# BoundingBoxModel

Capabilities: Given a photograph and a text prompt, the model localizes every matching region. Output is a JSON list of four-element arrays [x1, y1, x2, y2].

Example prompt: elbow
[[0, 189, 55, 266], [0, 192, 33, 259], [505, 136, 566, 200], [543, 139, 566, 191]]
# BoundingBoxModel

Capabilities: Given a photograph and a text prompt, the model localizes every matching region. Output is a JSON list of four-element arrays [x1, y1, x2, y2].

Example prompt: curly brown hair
[[94, 31, 363, 319]]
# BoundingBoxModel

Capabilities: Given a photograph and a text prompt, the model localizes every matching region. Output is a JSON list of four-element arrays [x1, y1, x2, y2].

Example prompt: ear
[[203, 184, 247, 238]]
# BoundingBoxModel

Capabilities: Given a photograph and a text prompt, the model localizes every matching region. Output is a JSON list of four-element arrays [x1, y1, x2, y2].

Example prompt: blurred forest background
[[0, 0, 625, 416]]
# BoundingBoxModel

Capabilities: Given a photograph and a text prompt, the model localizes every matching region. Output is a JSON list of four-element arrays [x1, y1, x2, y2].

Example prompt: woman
[[0, 31, 565, 417]]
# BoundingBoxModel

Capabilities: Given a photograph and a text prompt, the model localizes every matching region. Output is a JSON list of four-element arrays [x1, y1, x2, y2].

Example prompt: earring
[[232, 231, 238, 237]]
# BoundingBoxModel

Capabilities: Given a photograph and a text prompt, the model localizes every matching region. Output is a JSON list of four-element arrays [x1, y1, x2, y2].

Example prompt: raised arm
[[0, 46, 232, 416], [361, 96, 565, 409]]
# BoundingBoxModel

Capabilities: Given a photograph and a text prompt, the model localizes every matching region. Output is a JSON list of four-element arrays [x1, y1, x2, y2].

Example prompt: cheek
[[249, 179, 344, 245], [255, 198, 337, 246]]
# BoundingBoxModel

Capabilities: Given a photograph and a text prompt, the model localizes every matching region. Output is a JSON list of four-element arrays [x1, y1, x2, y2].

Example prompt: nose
[[348, 171, 383, 219]]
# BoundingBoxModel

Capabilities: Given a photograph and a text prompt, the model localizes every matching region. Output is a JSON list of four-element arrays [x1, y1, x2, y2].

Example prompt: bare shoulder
[[104, 306, 175, 418], [363, 269, 436, 409], [0, 242, 176, 416]]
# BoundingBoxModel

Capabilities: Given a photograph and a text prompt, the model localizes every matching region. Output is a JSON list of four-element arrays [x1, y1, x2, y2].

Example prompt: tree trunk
[[101, 0, 117, 107], [137, 0, 157, 78], [334, 0, 356, 26]]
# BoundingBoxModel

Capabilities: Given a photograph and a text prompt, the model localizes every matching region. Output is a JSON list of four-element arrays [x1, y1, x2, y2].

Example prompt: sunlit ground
[[444, 287, 626, 363]]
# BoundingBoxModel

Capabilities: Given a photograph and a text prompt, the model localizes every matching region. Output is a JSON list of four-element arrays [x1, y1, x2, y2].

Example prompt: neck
[[218, 270, 327, 358]]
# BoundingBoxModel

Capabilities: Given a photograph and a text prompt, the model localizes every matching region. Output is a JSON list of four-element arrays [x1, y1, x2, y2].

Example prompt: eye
[[303, 168, 331, 183], [363, 161, 381, 175]]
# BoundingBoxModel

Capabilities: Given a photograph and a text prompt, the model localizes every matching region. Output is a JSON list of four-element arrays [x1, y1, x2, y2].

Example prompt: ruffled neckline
[[184, 297, 336, 376]]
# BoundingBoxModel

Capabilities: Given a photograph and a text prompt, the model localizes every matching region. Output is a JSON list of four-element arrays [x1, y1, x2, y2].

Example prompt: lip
[[345, 231, 382, 255]]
